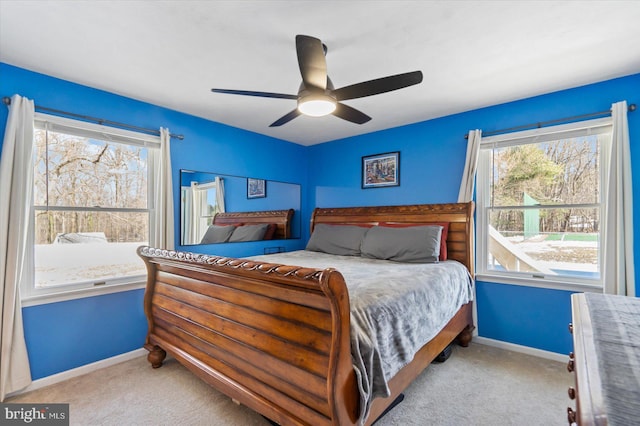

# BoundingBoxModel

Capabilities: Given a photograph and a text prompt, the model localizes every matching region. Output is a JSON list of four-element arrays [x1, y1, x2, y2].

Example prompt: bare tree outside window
[[33, 128, 150, 289]]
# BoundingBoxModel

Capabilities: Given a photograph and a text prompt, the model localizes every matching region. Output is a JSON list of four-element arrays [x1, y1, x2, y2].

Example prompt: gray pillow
[[229, 224, 269, 242], [361, 225, 443, 263], [305, 224, 370, 256], [200, 225, 235, 244]]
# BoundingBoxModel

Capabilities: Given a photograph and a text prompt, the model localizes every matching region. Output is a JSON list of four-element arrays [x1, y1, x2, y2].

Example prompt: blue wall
[[475, 281, 574, 354], [2, 61, 639, 380], [0, 63, 308, 379], [21, 290, 147, 379], [307, 73, 640, 355]]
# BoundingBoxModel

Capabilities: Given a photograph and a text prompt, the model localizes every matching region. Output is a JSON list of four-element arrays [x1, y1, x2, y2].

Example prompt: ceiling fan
[[211, 35, 423, 127]]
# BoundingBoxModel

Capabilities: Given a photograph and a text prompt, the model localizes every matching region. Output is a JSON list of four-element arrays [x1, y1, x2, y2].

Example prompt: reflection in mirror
[[180, 170, 301, 245]]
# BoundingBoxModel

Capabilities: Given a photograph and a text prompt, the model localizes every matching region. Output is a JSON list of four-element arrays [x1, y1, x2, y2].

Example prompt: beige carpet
[[7, 343, 572, 425]]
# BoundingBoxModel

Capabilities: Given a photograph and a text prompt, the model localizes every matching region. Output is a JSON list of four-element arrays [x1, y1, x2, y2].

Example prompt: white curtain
[[151, 128, 174, 250], [181, 186, 194, 245], [215, 176, 225, 213], [0, 95, 34, 400], [190, 182, 208, 243], [603, 101, 635, 296], [458, 129, 482, 202]]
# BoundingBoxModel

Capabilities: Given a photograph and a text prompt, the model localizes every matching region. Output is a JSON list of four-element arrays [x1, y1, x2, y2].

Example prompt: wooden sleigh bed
[[138, 202, 475, 425]]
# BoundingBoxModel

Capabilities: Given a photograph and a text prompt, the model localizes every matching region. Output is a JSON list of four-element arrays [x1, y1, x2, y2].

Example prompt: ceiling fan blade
[[332, 103, 371, 124], [211, 88, 297, 100], [296, 35, 327, 90], [333, 71, 423, 101], [269, 109, 302, 127]]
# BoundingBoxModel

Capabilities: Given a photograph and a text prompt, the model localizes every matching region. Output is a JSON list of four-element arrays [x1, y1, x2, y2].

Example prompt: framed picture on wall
[[247, 178, 266, 198], [362, 151, 400, 188]]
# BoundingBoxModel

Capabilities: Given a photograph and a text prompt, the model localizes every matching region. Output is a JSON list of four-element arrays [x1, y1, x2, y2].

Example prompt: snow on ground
[[509, 238, 598, 273], [35, 242, 147, 287]]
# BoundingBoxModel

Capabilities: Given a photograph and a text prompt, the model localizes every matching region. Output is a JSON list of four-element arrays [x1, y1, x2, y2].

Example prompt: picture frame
[[362, 151, 400, 188], [247, 178, 266, 198]]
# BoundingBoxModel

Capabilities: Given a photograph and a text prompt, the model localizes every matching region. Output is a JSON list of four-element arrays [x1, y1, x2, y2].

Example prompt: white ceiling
[[1, 1, 639, 146]]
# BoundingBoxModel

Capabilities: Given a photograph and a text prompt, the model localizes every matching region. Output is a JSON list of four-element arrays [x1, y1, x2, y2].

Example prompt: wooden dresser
[[567, 292, 640, 425]]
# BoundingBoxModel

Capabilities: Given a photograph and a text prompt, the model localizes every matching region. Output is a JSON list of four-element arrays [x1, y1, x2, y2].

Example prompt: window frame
[[475, 117, 613, 292], [23, 113, 161, 305]]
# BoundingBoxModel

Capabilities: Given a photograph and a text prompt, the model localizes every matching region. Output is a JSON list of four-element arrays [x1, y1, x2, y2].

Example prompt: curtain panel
[[0, 95, 34, 400], [151, 128, 174, 250], [458, 129, 482, 203], [215, 176, 225, 214], [603, 101, 635, 296]]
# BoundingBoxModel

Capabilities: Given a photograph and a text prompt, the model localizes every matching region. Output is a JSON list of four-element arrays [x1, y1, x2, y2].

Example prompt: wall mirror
[[180, 170, 301, 245]]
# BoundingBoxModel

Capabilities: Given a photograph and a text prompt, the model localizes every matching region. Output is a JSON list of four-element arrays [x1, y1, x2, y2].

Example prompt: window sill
[[475, 273, 603, 293], [21, 280, 146, 307]]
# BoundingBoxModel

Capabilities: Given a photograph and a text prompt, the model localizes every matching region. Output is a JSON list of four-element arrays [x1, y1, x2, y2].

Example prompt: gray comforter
[[250, 250, 474, 424]]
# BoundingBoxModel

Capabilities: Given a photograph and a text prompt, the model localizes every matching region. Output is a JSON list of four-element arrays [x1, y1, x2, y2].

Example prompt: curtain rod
[[2, 96, 184, 140], [464, 103, 636, 139]]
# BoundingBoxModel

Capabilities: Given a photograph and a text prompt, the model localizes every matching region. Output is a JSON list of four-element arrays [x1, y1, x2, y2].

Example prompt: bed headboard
[[213, 209, 294, 240], [310, 202, 475, 275]]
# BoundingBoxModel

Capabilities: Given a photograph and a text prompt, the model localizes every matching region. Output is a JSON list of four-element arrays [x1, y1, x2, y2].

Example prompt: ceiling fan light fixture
[[297, 93, 337, 117]]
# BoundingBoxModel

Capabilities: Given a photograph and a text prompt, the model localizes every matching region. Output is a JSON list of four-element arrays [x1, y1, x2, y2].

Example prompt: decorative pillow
[[263, 223, 278, 240], [200, 225, 236, 244], [305, 224, 370, 256], [380, 222, 449, 260], [229, 224, 269, 242], [361, 225, 443, 263]]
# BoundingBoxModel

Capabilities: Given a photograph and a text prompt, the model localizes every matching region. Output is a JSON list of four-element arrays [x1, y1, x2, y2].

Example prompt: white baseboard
[[474, 336, 568, 363], [8, 348, 147, 398]]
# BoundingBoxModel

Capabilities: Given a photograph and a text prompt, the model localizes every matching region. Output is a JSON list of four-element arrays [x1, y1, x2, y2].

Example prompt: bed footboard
[[138, 246, 359, 426]]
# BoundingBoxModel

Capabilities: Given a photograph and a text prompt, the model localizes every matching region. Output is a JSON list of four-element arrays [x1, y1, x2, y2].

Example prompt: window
[[28, 114, 161, 300], [180, 178, 223, 245], [476, 117, 613, 288]]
